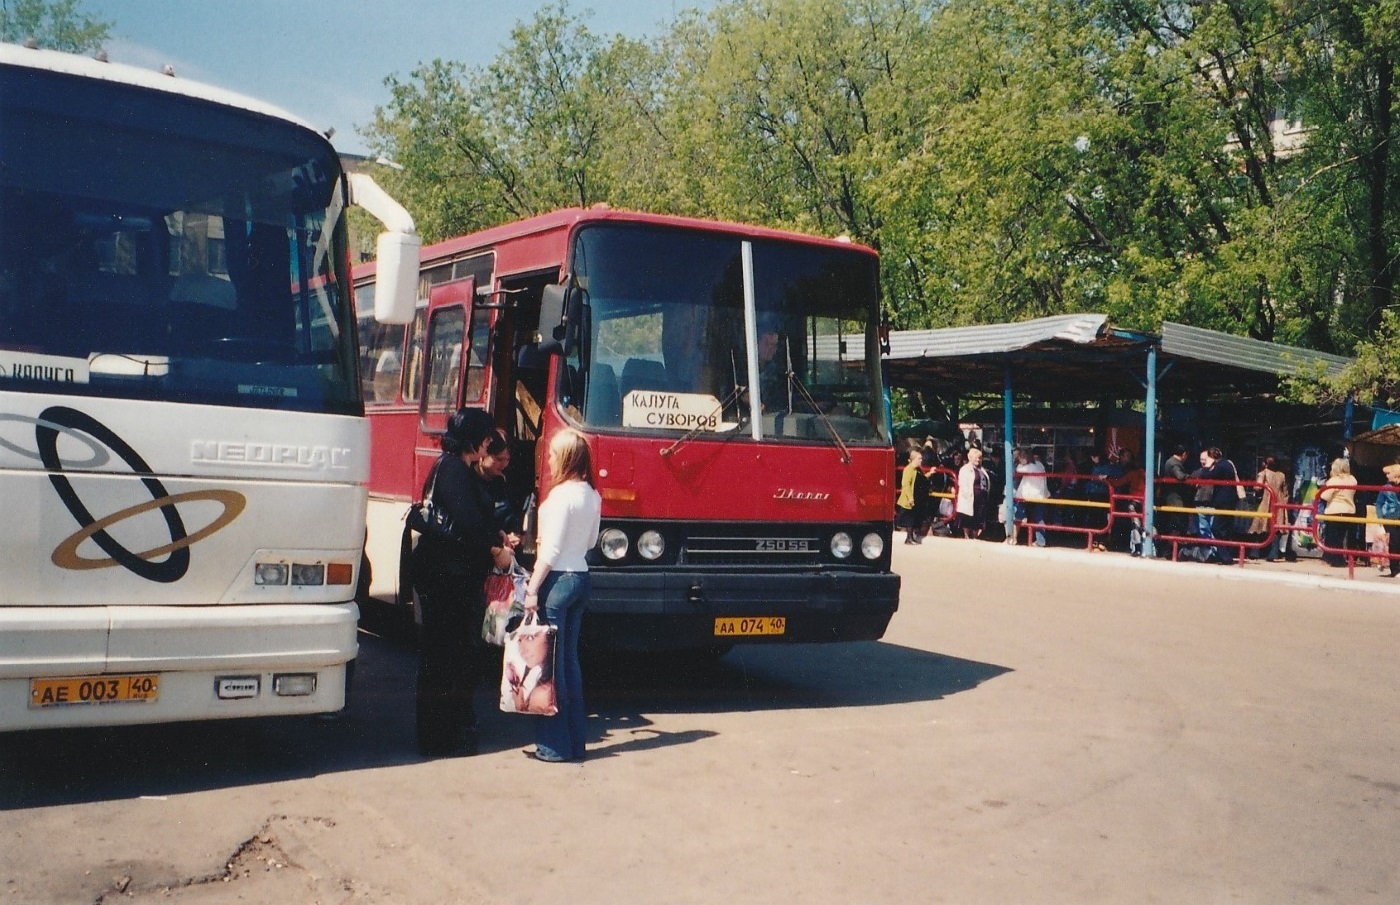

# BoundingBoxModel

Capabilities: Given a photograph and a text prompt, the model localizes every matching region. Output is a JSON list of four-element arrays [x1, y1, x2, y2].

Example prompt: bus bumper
[[0, 603, 358, 731], [583, 570, 900, 651]]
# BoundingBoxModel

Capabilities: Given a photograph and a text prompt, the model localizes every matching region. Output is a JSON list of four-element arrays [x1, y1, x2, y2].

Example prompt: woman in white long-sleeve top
[[522, 428, 601, 762]]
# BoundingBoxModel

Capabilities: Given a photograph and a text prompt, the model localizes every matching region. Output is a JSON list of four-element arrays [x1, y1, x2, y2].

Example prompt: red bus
[[353, 207, 899, 651]]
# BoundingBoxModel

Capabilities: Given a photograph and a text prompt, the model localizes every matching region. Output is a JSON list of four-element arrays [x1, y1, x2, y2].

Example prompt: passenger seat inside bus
[[586, 362, 621, 426], [620, 357, 670, 398]]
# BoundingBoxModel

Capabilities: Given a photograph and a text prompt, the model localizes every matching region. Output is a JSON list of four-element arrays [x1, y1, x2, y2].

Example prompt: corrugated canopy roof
[[882, 314, 1352, 402], [1159, 322, 1349, 378]]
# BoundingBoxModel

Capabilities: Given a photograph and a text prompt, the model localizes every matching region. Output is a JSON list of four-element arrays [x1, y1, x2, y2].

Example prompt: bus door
[[414, 277, 489, 490]]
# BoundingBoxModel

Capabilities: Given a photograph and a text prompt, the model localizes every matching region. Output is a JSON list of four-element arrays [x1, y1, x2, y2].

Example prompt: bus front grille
[[682, 533, 825, 566]]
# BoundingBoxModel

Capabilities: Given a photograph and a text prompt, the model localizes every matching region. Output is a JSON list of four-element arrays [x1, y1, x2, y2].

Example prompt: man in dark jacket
[[1158, 443, 1191, 549]]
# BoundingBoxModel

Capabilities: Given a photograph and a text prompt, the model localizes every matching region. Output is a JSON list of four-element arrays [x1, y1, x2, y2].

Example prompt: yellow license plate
[[29, 674, 159, 708], [714, 616, 786, 637]]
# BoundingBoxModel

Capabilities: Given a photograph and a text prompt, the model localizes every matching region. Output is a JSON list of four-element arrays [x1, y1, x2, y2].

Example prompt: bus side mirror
[[373, 230, 420, 325], [537, 282, 582, 356], [347, 173, 420, 325]]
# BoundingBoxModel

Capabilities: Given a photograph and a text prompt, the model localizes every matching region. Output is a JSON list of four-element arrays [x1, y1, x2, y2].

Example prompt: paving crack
[[91, 815, 337, 904]]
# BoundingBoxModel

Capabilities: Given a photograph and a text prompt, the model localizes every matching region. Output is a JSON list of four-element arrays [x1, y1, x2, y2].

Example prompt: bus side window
[[403, 309, 427, 403], [463, 305, 490, 403], [424, 307, 465, 413]]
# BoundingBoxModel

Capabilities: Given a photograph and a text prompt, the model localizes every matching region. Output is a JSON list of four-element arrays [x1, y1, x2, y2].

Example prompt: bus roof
[[353, 206, 877, 280], [0, 41, 323, 141]]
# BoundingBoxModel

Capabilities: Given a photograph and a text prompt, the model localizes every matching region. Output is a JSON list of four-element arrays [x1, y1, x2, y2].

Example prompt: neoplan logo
[[33, 406, 245, 583]]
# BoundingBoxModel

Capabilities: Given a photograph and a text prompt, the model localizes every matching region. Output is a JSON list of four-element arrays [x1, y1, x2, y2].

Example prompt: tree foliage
[[0, 0, 108, 52], [364, 0, 1400, 396]]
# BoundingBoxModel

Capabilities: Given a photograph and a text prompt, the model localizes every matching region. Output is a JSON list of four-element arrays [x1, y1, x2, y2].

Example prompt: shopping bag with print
[[481, 560, 528, 646], [499, 610, 558, 716]]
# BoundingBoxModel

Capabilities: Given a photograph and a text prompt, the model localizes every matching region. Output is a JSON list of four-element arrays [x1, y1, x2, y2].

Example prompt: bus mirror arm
[[348, 173, 420, 325]]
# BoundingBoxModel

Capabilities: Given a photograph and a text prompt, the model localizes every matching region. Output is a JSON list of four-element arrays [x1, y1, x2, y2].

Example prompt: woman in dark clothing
[[1196, 447, 1240, 564], [413, 407, 506, 757], [476, 429, 522, 539]]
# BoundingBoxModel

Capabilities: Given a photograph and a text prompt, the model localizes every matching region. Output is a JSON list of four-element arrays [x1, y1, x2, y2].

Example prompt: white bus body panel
[[365, 494, 412, 604], [0, 392, 368, 729], [0, 604, 356, 730], [0, 42, 317, 139]]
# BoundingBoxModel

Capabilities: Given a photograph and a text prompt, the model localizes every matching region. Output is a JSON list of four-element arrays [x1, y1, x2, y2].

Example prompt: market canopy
[[878, 313, 1355, 553], [881, 314, 1351, 402]]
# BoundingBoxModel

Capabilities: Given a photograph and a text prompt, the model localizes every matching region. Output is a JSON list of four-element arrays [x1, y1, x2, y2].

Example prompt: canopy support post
[[1142, 344, 1159, 559], [1003, 364, 1016, 542]]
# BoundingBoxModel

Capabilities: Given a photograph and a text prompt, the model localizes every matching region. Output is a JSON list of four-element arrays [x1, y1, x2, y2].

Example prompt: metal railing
[[916, 462, 1400, 580]]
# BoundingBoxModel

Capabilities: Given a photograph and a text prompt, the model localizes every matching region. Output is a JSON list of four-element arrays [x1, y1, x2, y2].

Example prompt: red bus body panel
[[587, 433, 892, 523]]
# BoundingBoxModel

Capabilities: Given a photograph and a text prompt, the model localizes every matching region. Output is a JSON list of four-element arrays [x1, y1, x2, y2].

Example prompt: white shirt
[[535, 479, 602, 572], [1016, 460, 1050, 500]]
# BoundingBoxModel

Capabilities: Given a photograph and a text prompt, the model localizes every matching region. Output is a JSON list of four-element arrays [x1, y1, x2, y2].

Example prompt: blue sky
[[84, 1, 712, 155]]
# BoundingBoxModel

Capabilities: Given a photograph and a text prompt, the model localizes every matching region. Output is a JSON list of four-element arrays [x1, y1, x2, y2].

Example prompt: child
[[1375, 462, 1400, 578]]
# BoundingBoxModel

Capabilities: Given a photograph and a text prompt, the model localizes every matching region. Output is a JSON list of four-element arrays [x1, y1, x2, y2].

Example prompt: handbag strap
[[424, 457, 444, 504]]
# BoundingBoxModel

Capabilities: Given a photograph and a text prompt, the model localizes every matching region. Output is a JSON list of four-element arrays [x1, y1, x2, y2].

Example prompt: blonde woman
[[955, 447, 991, 539], [1318, 457, 1358, 566], [522, 429, 601, 762]]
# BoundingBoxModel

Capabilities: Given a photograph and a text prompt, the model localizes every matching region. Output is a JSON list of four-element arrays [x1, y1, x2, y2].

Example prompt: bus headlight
[[830, 531, 853, 559], [637, 530, 665, 561], [254, 562, 289, 585], [599, 528, 629, 560], [861, 532, 885, 560], [291, 563, 326, 586]]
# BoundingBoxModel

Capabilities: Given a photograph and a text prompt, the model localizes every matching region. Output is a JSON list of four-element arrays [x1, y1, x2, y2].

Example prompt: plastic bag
[[499, 610, 558, 716], [482, 560, 528, 646]]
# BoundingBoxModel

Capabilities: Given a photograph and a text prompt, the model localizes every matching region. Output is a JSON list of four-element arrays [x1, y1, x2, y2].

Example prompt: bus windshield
[[564, 223, 888, 445], [0, 64, 359, 414]]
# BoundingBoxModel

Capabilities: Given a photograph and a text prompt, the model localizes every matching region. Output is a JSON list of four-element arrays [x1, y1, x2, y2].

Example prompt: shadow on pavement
[[0, 610, 1008, 810]]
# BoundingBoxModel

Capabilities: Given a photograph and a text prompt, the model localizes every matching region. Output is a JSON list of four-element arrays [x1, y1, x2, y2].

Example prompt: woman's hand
[[523, 590, 539, 612]]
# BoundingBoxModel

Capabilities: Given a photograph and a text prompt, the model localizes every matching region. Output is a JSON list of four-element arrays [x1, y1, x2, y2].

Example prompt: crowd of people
[[897, 436, 1400, 573]]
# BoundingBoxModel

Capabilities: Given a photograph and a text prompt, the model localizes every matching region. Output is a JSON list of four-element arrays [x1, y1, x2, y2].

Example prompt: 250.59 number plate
[[29, 674, 159, 708]]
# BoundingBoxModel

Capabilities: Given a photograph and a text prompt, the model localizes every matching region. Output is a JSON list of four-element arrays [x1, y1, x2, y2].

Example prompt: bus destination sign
[[623, 391, 737, 432]]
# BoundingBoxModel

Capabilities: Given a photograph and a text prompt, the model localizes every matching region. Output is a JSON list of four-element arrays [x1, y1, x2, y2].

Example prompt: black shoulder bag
[[406, 459, 460, 542]]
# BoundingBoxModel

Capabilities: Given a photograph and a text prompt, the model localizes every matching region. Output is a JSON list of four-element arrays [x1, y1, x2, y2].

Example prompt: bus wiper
[[775, 337, 849, 465], [788, 370, 851, 465], [660, 385, 743, 458]]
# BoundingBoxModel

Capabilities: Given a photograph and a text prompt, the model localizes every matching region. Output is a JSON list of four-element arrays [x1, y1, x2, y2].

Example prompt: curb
[[899, 537, 1400, 597]]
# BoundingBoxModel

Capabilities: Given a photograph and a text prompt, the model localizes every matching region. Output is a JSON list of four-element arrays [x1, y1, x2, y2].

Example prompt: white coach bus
[[0, 42, 419, 730]]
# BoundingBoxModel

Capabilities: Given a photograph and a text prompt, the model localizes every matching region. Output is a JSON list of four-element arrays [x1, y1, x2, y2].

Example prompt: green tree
[[363, 0, 1400, 390], [365, 3, 660, 242], [0, 0, 108, 52]]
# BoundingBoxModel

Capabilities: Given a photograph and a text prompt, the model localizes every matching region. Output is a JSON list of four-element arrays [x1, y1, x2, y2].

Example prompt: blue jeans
[[1195, 507, 1233, 563], [535, 571, 589, 761], [1016, 500, 1047, 545]]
